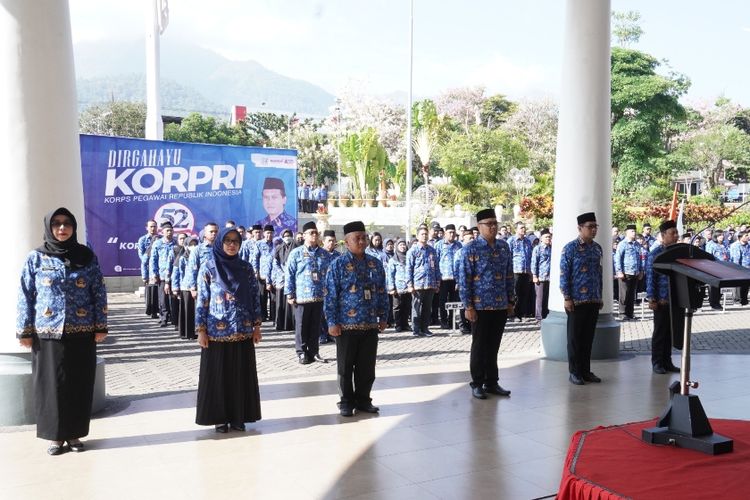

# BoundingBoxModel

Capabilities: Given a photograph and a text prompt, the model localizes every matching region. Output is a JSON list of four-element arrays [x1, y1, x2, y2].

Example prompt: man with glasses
[[457, 209, 515, 399], [150, 221, 176, 327], [435, 224, 462, 329], [560, 212, 604, 385], [286, 222, 331, 364], [138, 220, 159, 318], [614, 224, 643, 321]]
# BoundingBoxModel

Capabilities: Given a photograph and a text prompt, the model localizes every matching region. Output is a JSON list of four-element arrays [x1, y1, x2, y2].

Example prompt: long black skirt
[[275, 288, 294, 331], [178, 291, 196, 339], [145, 284, 159, 318], [196, 339, 261, 426], [32, 334, 97, 441]]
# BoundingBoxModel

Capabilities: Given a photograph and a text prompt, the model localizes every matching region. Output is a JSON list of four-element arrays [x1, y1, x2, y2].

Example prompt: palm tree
[[412, 128, 435, 186]]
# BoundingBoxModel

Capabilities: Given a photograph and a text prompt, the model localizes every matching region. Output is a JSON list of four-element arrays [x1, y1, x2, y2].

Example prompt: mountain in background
[[74, 39, 336, 117]]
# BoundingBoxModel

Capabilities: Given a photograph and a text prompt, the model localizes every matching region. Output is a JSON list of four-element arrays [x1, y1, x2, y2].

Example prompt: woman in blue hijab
[[195, 227, 262, 432]]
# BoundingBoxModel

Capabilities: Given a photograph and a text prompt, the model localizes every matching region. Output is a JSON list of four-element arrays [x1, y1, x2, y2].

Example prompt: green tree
[[339, 128, 387, 199], [438, 126, 529, 206], [79, 101, 147, 138], [480, 94, 516, 129], [612, 10, 644, 47], [672, 124, 750, 189], [610, 47, 690, 193]]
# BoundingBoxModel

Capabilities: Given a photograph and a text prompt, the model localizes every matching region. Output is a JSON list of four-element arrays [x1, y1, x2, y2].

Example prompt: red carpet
[[557, 419, 750, 500]]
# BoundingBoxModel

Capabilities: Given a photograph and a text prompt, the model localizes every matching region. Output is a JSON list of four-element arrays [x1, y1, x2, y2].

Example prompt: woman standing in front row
[[195, 227, 262, 433], [17, 208, 108, 455]]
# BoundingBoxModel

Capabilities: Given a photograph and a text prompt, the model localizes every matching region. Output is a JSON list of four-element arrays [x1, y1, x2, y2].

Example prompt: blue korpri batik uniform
[[508, 235, 533, 273], [730, 241, 750, 268], [531, 244, 552, 281], [614, 239, 643, 275], [560, 238, 604, 305], [386, 258, 409, 294], [406, 244, 441, 289], [254, 241, 275, 281], [285, 244, 331, 303], [435, 239, 462, 280], [149, 238, 176, 282], [137, 233, 155, 280], [195, 260, 261, 341], [17, 252, 108, 339], [324, 251, 388, 330], [645, 244, 670, 303], [185, 244, 213, 291], [457, 237, 515, 310]]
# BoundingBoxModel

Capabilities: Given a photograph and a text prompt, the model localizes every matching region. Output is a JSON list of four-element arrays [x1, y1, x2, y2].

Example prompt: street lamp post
[[405, 0, 414, 242]]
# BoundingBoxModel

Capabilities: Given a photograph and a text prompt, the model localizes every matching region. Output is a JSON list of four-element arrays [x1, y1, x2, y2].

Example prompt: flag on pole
[[676, 199, 685, 236], [668, 184, 679, 221]]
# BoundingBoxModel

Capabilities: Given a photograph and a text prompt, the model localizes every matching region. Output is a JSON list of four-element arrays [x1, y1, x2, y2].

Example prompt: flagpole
[[404, 0, 414, 243]]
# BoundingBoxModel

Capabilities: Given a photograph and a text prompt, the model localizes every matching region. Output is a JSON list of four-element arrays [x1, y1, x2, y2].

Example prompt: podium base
[[642, 427, 733, 455]]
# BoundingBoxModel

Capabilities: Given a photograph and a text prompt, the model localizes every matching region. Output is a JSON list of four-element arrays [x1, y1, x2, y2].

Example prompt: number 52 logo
[[154, 202, 195, 232]]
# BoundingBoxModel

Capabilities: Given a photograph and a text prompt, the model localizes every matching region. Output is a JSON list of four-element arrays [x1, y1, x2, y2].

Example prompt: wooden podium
[[642, 243, 750, 454]]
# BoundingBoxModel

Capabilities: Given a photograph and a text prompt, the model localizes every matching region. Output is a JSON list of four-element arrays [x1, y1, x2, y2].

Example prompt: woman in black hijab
[[16, 208, 108, 455], [272, 229, 297, 331], [195, 227, 262, 432]]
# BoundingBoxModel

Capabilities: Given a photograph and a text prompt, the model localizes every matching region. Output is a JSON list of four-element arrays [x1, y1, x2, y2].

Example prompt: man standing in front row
[[458, 208, 515, 400], [324, 221, 388, 417], [560, 212, 604, 385], [406, 225, 441, 337], [286, 221, 330, 365], [645, 220, 682, 375], [150, 221, 176, 327]]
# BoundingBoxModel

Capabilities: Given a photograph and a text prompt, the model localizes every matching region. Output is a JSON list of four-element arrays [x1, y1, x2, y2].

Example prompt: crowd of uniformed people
[[19, 202, 750, 455]]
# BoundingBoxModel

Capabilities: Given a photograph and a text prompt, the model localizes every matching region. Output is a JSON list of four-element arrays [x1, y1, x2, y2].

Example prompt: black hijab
[[384, 239, 394, 258], [36, 207, 94, 268], [211, 227, 252, 309]]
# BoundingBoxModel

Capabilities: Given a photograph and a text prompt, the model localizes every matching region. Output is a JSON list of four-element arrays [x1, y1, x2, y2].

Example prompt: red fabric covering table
[[557, 418, 750, 500]]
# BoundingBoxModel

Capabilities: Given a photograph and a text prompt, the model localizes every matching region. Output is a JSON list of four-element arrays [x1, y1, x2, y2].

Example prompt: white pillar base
[[540, 311, 621, 361]]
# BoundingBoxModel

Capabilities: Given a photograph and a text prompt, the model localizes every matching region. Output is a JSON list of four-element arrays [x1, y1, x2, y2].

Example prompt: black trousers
[[392, 292, 411, 331], [439, 280, 459, 326], [514, 273, 532, 320], [534, 281, 550, 320], [146, 284, 159, 318], [652, 304, 683, 368], [618, 275, 638, 318], [566, 303, 600, 377], [179, 290, 196, 339], [430, 286, 441, 325], [469, 310, 508, 387], [158, 283, 173, 325], [708, 286, 722, 308], [739, 285, 749, 305], [294, 302, 323, 359], [259, 279, 270, 321], [170, 291, 180, 328], [336, 330, 378, 408], [411, 289, 435, 334]]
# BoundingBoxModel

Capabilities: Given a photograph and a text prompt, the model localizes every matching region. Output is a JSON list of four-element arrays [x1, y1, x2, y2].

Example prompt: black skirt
[[196, 338, 262, 426], [145, 284, 159, 318], [178, 290, 196, 339], [32, 334, 97, 441], [275, 287, 295, 331]]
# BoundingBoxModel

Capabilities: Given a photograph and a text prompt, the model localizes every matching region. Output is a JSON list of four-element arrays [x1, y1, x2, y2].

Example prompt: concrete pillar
[[0, 0, 104, 425], [541, 0, 621, 360]]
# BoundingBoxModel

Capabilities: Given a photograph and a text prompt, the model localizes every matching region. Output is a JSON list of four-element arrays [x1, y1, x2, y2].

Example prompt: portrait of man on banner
[[255, 177, 297, 236]]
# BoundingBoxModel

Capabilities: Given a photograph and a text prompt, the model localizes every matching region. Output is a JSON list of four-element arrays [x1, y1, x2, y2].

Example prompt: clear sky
[[69, 0, 750, 106]]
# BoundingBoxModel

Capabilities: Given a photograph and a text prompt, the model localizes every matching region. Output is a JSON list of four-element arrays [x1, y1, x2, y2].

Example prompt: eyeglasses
[[223, 239, 241, 245], [478, 221, 498, 227], [582, 224, 599, 229]]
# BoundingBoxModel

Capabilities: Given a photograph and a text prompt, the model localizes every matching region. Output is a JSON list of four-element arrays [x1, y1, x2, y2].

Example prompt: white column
[[0, 0, 86, 354], [145, 0, 163, 140], [543, 0, 619, 359]]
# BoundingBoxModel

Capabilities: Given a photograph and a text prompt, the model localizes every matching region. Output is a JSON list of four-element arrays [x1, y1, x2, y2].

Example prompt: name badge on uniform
[[311, 271, 319, 282], [364, 289, 372, 300]]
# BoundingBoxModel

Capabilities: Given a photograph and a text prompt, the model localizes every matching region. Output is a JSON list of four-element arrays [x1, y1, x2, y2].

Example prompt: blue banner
[[80, 134, 298, 276]]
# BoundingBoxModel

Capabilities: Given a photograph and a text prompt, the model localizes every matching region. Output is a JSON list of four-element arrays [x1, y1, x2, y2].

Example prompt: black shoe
[[440, 323, 450, 329], [483, 384, 511, 396], [319, 338, 330, 344], [653, 365, 668, 375], [313, 354, 328, 363], [412, 331, 425, 337], [666, 364, 681, 373], [159, 323, 168, 328], [67, 440, 85, 452], [472, 386, 487, 400], [404, 326, 412, 332], [47, 442, 66, 456], [230, 422, 246, 431], [340, 406, 354, 417], [298, 354, 311, 365], [394, 327, 403, 333], [569, 373, 585, 385], [423, 330, 434, 337], [582, 373, 601, 383], [356, 404, 380, 413], [215, 424, 229, 433], [460, 329, 471, 335]]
